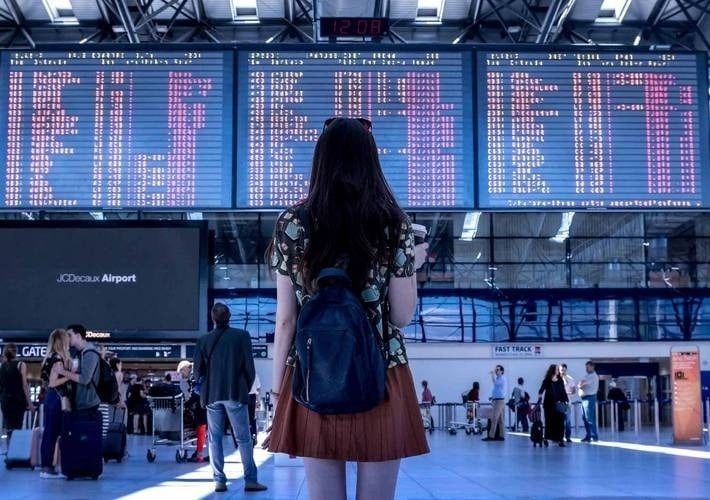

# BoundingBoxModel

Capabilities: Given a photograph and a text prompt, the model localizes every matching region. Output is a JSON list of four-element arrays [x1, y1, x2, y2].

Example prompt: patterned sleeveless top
[[270, 206, 415, 368]]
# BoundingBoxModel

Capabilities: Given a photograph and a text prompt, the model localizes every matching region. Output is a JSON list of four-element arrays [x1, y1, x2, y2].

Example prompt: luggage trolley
[[419, 403, 435, 434], [447, 401, 482, 435], [146, 393, 196, 463]]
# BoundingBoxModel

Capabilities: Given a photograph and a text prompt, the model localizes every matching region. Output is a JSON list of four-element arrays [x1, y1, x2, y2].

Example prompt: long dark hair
[[299, 117, 406, 292], [543, 364, 558, 382]]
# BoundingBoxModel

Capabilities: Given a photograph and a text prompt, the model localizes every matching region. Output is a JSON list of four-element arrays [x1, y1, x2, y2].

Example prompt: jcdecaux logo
[[56, 273, 137, 284]]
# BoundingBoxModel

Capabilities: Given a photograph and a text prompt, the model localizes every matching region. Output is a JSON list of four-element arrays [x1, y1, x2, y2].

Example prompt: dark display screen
[[236, 47, 475, 209], [477, 50, 710, 209], [0, 49, 233, 209], [0, 222, 207, 339]]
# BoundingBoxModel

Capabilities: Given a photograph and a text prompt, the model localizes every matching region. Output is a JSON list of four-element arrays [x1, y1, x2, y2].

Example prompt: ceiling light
[[460, 212, 482, 241], [42, 0, 78, 24], [596, 0, 632, 24], [416, 0, 443, 22], [231, 0, 258, 21], [550, 212, 575, 243]]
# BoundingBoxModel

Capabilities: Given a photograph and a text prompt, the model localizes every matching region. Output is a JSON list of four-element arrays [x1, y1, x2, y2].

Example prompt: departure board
[[477, 50, 710, 209], [236, 47, 474, 209], [0, 50, 233, 209]]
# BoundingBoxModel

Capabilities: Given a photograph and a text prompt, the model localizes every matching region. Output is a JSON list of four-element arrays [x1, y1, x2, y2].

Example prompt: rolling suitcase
[[529, 404, 545, 447], [4, 410, 42, 469], [61, 409, 103, 480], [103, 407, 127, 463]]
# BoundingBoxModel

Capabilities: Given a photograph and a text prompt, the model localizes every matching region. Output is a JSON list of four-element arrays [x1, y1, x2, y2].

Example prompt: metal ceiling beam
[[114, 0, 141, 42], [265, 0, 313, 43], [676, 0, 710, 52], [536, 0, 564, 44], [484, 0, 516, 43], [2, 0, 35, 47]]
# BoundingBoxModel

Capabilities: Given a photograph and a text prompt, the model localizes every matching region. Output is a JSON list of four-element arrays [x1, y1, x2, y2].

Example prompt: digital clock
[[319, 17, 389, 38]]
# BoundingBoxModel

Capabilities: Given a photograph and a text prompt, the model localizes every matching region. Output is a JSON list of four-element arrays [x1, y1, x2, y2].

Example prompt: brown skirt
[[268, 363, 430, 462]]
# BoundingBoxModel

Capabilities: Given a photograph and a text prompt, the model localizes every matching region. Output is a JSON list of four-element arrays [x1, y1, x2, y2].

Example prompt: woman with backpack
[[266, 117, 429, 500]]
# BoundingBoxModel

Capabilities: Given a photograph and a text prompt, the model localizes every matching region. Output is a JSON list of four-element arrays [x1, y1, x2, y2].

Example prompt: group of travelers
[[418, 359, 626, 449], [478, 361, 605, 447], [0, 324, 105, 478]]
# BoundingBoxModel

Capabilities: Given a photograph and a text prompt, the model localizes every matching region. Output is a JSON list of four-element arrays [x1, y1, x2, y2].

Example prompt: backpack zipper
[[305, 337, 312, 402]]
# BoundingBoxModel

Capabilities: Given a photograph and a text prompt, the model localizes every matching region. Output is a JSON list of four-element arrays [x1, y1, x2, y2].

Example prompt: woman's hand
[[414, 242, 429, 270]]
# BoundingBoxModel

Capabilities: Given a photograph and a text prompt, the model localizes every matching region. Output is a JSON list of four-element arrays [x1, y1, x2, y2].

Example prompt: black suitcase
[[485, 418, 503, 439], [530, 420, 544, 447], [103, 406, 127, 462], [61, 409, 103, 480], [103, 423, 127, 462]]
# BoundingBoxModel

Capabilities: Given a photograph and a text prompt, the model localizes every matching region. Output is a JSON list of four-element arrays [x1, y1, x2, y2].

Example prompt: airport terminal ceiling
[[0, 1, 705, 55]]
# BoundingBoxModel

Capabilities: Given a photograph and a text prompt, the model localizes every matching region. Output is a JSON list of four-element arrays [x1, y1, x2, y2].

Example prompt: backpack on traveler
[[291, 267, 387, 415], [86, 350, 120, 405]]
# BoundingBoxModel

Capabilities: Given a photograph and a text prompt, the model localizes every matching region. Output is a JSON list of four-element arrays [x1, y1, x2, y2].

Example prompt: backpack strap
[[315, 267, 351, 289]]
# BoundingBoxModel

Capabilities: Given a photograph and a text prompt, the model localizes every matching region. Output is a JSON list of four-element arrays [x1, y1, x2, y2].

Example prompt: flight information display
[[236, 47, 474, 209], [0, 49, 233, 209], [477, 50, 710, 209]]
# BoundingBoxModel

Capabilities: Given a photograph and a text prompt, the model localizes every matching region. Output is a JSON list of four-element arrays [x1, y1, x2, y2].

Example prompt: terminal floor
[[1, 427, 709, 499]]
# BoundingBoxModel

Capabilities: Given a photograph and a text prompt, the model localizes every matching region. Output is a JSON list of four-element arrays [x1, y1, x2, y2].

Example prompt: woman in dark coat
[[538, 364, 569, 447]]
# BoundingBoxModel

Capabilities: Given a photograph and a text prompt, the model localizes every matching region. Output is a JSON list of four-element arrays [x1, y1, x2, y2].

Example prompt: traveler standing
[[39, 329, 72, 478], [512, 377, 529, 432], [127, 375, 149, 434], [466, 381, 480, 402], [482, 365, 507, 441], [538, 364, 568, 447], [559, 363, 577, 442], [607, 380, 629, 432], [193, 303, 266, 493], [578, 360, 600, 442], [265, 117, 429, 500], [0, 343, 34, 440], [421, 380, 434, 404], [108, 357, 127, 424], [57, 324, 104, 480], [61, 325, 101, 412], [177, 360, 207, 463]]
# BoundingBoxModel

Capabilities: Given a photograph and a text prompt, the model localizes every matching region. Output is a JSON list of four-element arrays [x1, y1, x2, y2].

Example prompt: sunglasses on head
[[322, 117, 372, 132]]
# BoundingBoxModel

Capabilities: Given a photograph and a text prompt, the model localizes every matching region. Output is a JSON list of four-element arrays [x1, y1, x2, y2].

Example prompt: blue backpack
[[292, 267, 387, 414]]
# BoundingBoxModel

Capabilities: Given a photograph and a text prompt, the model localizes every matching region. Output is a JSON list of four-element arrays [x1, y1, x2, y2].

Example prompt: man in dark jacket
[[193, 303, 267, 494]]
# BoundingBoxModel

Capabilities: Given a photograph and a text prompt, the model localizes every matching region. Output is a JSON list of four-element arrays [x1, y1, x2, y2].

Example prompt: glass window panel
[[688, 298, 710, 340], [571, 263, 645, 288], [644, 213, 699, 237], [453, 263, 490, 289], [217, 296, 276, 341], [418, 296, 465, 342], [491, 263, 567, 288], [570, 237, 644, 263], [570, 213, 642, 237], [492, 213, 561, 237], [638, 299, 684, 340], [559, 299, 636, 340], [471, 299, 496, 342], [212, 264, 260, 289], [493, 238, 566, 263]]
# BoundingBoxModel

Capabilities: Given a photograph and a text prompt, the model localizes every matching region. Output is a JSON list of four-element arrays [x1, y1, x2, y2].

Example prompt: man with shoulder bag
[[193, 303, 267, 494]]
